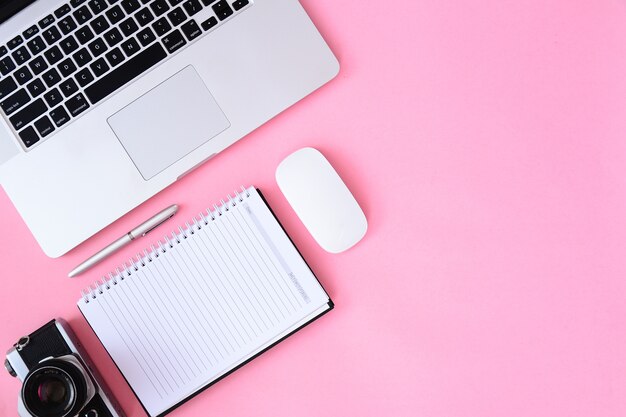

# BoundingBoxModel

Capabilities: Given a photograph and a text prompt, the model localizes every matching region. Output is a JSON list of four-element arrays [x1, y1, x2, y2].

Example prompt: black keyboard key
[[42, 27, 62, 45], [201, 0, 216, 5], [26, 36, 47, 55], [54, 5, 71, 18], [0, 46, 7, 57], [162, 29, 185, 53], [76, 26, 95, 44], [19, 126, 39, 148], [60, 35, 79, 54], [74, 6, 93, 24], [88, 0, 108, 14], [58, 58, 77, 77], [60, 78, 79, 97], [200, 16, 217, 31], [137, 27, 156, 46], [90, 57, 109, 76], [29, 56, 48, 75], [88, 38, 108, 57], [49, 105, 70, 127], [121, 0, 141, 14], [1, 88, 30, 114], [39, 14, 56, 28], [121, 38, 140, 56], [73, 48, 93, 66], [25, 42, 44, 61], [231, 0, 248, 11], [65, 92, 89, 116], [104, 47, 125, 66], [150, 0, 169, 16], [105, 5, 125, 24], [167, 7, 186, 26], [169, 0, 184, 5], [34, 115, 55, 137], [152, 17, 171, 36], [23, 25, 40, 40], [14, 67, 33, 85], [120, 17, 139, 36], [42, 68, 62, 87], [9, 98, 47, 130], [27, 78, 46, 97], [0, 77, 17, 100], [0, 56, 16, 75], [103, 27, 123, 46], [75, 68, 94, 86], [183, 0, 202, 16], [135, 7, 154, 26], [44, 45, 63, 65], [44, 88, 64, 106], [58, 16, 78, 35], [91, 15, 110, 34], [181, 19, 200, 41], [86, 42, 166, 103], [201, 16, 217, 31], [71, 0, 88, 7], [12, 47, 30, 65], [8, 35, 23, 50], [212, 0, 232, 20]]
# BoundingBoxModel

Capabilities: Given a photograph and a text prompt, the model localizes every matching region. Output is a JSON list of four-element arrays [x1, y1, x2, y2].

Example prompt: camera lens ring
[[22, 359, 88, 417]]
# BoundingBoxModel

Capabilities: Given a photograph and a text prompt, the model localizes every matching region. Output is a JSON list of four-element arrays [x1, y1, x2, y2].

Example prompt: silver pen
[[68, 204, 179, 278]]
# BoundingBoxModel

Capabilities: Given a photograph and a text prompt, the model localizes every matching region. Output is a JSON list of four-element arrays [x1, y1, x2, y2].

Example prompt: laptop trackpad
[[108, 66, 230, 180]]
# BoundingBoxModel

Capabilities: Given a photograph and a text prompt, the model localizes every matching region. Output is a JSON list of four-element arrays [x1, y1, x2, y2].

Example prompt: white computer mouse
[[276, 147, 367, 253]]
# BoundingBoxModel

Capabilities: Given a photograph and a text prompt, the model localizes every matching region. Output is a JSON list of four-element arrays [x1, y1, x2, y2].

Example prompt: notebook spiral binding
[[81, 186, 252, 304]]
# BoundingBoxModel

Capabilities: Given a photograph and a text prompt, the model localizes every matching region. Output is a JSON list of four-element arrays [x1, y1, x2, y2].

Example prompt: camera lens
[[36, 375, 69, 405], [22, 359, 88, 417], [23, 368, 75, 417]]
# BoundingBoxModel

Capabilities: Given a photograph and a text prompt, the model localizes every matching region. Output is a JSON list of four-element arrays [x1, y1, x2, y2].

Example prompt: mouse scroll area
[[276, 147, 367, 253]]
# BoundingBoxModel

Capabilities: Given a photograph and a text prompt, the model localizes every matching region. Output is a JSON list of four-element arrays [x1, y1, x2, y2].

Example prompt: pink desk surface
[[2, 1, 626, 416]]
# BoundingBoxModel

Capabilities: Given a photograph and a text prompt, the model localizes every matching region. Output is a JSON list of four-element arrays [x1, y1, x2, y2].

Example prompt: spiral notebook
[[77, 187, 333, 417]]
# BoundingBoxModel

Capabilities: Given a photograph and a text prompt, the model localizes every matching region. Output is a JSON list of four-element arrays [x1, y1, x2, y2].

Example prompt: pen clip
[[141, 214, 175, 237]]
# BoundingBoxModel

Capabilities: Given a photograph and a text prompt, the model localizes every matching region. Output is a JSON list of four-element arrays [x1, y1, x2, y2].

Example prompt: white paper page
[[78, 188, 330, 417]]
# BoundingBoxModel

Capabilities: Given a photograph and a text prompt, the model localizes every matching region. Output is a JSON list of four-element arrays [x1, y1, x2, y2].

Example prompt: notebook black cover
[[79, 188, 333, 417]]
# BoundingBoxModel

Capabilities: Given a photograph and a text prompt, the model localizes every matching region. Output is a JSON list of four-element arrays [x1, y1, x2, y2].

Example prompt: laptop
[[0, 0, 338, 257]]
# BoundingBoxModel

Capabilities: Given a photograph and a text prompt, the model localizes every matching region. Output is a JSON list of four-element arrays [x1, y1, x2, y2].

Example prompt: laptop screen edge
[[0, 0, 38, 25]]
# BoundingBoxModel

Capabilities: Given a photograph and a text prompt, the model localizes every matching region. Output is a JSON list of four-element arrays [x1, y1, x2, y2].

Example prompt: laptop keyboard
[[0, 0, 251, 149]]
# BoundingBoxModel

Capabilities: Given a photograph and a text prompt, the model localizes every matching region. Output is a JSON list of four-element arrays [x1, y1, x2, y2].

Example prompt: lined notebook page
[[78, 187, 330, 417]]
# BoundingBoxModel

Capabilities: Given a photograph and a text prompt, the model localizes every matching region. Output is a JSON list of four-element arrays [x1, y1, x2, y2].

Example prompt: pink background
[[2, 0, 626, 416]]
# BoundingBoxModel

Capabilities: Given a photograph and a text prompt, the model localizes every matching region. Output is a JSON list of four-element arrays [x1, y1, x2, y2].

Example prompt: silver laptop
[[0, 0, 338, 257]]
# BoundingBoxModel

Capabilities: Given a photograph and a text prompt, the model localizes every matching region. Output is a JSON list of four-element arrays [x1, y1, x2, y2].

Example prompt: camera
[[5, 318, 125, 417]]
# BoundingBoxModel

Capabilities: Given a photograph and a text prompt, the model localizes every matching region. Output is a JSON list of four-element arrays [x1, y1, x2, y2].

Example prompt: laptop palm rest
[[107, 66, 230, 180]]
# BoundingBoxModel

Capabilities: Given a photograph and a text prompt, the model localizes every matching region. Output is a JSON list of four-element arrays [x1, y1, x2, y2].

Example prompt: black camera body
[[5, 318, 125, 417]]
